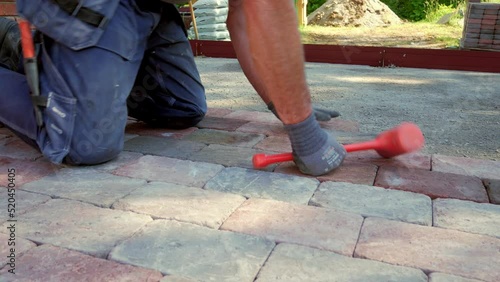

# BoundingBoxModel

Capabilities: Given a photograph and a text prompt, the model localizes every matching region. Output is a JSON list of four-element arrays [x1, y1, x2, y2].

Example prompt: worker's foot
[[285, 113, 346, 176], [0, 17, 21, 72]]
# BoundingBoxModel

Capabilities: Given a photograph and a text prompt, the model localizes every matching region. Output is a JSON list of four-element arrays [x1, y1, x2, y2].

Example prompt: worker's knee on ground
[[65, 127, 125, 165]]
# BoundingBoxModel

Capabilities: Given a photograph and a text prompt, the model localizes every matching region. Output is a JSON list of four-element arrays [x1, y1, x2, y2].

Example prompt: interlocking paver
[[110, 220, 275, 281], [0, 190, 51, 223], [221, 198, 363, 255], [124, 136, 206, 159], [196, 116, 248, 131], [188, 144, 264, 169], [113, 155, 224, 187], [432, 154, 500, 181], [160, 275, 199, 282], [0, 244, 163, 281], [0, 157, 61, 187], [375, 166, 489, 202], [275, 161, 378, 186], [224, 110, 280, 124], [354, 217, 500, 282], [183, 129, 265, 148], [347, 151, 431, 170], [0, 138, 42, 161], [319, 119, 360, 133], [253, 136, 291, 153], [205, 108, 233, 118], [21, 168, 146, 208], [126, 122, 198, 138], [0, 134, 8, 140], [205, 167, 319, 205], [0, 199, 152, 258], [86, 151, 143, 171], [236, 122, 287, 136], [484, 179, 500, 204], [310, 182, 432, 225], [433, 198, 500, 238], [255, 244, 427, 282], [113, 182, 246, 229], [0, 233, 36, 270], [429, 272, 484, 282]]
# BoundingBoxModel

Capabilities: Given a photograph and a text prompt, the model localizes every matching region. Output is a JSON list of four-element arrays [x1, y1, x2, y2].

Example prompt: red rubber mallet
[[253, 122, 425, 169]]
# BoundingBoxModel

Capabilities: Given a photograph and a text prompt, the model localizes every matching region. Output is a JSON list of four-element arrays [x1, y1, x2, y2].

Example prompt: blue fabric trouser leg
[[127, 4, 207, 129]]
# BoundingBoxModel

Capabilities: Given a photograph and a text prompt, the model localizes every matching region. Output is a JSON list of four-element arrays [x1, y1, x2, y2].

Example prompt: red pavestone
[[196, 116, 249, 131], [0, 138, 42, 161], [125, 122, 198, 139], [236, 122, 287, 136], [319, 119, 360, 133], [0, 245, 163, 281], [0, 128, 13, 136], [205, 108, 233, 118], [346, 151, 431, 170], [274, 160, 378, 186], [0, 3, 17, 16], [0, 157, 61, 187], [374, 166, 489, 203], [225, 110, 281, 124], [253, 136, 292, 153], [432, 154, 500, 181], [0, 234, 36, 268]]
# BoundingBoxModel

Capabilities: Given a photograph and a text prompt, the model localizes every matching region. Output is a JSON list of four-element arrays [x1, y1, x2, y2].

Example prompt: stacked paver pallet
[[190, 0, 230, 41], [462, 1, 500, 51]]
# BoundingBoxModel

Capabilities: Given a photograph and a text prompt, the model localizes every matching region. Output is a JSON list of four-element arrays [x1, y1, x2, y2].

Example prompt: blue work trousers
[[0, 0, 206, 165]]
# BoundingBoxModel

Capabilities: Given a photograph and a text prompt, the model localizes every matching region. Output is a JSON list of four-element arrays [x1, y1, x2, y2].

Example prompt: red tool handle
[[19, 20, 35, 59]]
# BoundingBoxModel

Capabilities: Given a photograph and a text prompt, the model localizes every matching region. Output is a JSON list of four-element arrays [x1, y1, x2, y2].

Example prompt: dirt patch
[[308, 0, 402, 27]]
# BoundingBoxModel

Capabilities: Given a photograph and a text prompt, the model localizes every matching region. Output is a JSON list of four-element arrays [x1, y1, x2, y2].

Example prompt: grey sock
[[285, 113, 346, 176]]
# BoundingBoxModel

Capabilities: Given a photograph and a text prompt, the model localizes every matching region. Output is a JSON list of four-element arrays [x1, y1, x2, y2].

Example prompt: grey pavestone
[[433, 198, 500, 238], [113, 182, 246, 229], [0, 199, 152, 258], [124, 136, 206, 159], [183, 129, 265, 148], [0, 244, 164, 281], [124, 133, 139, 142], [484, 179, 500, 204], [86, 151, 144, 171], [113, 155, 224, 187], [205, 167, 319, 205], [221, 198, 363, 256], [161, 276, 199, 282], [189, 144, 264, 169], [429, 273, 484, 282], [110, 220, 275, 282], [0, 190, 51, 223], [20, 168, 146, 208], [0, 233, 36, 269], [310, 182, 432, 225], [255, 244, 428, 282]]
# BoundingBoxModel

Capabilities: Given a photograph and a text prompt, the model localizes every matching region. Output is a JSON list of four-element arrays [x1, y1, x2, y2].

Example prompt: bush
[[307, 0, 328, 14], [380, 0, 464, 21]]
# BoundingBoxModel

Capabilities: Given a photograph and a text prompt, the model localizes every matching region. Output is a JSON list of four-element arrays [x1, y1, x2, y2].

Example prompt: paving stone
[[0, 138, 42, 161], [433, 198, 500, 238], [197, 116, 248, 131], [375, 166, 489, 203], [205, 167, 319, 205], [114, 155, 224, 188], [160, 275, 198, 282], [0, 199, 152, 258], [0, 190, 51, 223], [236, 122, 287, 137], [275, 160, 378, 186], [124, 136, 206, 159], [0, 157, 61, 187], [0, 233, 36, 270], [183, 129, 265, 148], [432, 154, 500, 181], [255, 244, 427, 282], [428, 273, 484, 282], [126, 122, 198, 138], [319, 119, 360, 133], [189, 144, 265, 170], [354, 217, 500, 282], [113, 182, 246, 229], [484, 179, 500, 204], [123, 133, 139, 142], [87, 151, 144, 171], [0, 244, 163, 281], [0, 128, 13, 137], [21, 169, 146, 208], [347, 151, 431, 170], [0, 134, 9, 140], [206, 108, 233, 118], [311, 182, 432, 225], [224, 110, 281, 124], [221, 198, 363, 255], [110, 220, 275, 281], [253, 136, 291, 153]]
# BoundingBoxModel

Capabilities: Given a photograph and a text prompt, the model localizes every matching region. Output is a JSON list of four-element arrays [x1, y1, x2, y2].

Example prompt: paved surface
[[0, 105, 499, 281]]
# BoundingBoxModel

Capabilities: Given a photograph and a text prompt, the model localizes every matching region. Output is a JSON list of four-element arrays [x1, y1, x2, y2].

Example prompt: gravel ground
[[196, 57, 500, 161]]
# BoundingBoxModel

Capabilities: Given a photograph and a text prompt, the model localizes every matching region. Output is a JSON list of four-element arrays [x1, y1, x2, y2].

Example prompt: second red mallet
[[253, 122, 425, 169]]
